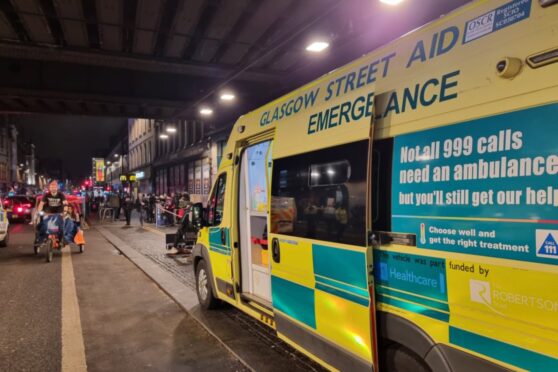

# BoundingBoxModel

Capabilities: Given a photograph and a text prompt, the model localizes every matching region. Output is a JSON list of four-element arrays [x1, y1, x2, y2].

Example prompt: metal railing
[[99, 207, 114, 223]]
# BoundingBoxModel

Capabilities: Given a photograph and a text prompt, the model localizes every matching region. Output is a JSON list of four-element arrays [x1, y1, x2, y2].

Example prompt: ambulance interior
[[239, 141, 273, 303]]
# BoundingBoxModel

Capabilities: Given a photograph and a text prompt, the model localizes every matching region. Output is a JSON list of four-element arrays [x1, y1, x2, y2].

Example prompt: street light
[[199, 107, 213, 116], [114, 154, 119, 158], [379, 0, 405, 5], [306, 41, 329, 52], [166, 127, 177, 133], [220, 93, 235, 101], [159, 133, 169, 139]]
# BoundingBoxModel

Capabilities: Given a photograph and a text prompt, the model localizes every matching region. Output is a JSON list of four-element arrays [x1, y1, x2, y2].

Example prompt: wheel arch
[[377, 311, 451, 372], [377, 311, 508, 372], [192, 243, 218, 296]]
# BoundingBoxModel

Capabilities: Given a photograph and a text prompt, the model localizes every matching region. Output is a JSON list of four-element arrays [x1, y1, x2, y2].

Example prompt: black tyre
[[380, 342, 431, 372], [0, 230, 8, 247], [195, 259, 219, 310], [46, 239, 53, 263], [79, 244, 84, 253]]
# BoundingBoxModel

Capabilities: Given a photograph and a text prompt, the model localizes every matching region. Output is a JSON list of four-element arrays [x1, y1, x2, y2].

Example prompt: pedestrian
[[108, 192, 120, 220], [147, 194, 156, 223], [118, 193, 125, 220], [164, 194, 175, 226], [177, 192, 191, 219], [123, 194, 134, 226], [172, 192, 180, 224], [134, 193, 145, 227]]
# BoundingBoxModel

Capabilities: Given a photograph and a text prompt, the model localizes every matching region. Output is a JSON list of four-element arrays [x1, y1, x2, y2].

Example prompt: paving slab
[[96, 220, 324, 372]]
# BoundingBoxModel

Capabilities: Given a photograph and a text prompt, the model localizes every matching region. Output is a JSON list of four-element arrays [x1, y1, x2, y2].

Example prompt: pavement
[[96, 216, 324, 372], [0, 221, 246, 372]]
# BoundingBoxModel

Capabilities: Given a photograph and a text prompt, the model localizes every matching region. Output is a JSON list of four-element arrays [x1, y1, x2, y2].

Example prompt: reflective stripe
[[377, 286, 449, 312], [377, 294, 449, 322], [450, 327, 558, 371]]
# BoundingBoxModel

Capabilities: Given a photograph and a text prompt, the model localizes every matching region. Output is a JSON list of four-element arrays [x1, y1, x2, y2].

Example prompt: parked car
[[4, 195, 34, 222]]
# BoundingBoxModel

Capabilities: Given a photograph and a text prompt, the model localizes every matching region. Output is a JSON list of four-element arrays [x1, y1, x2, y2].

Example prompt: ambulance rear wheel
[[380, 342, 431, 372], [195, 259, 219, 310]]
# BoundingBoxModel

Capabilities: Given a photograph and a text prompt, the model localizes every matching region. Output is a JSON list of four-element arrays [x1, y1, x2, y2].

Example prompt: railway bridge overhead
[[0, 0, 468, 123]]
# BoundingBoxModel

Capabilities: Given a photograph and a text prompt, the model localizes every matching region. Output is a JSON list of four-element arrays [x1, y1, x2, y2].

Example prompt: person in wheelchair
[[170, 194, 196, 254]]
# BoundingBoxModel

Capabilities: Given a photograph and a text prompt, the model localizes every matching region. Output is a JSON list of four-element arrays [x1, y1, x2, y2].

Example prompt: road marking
[[61, 246, 88, 372]]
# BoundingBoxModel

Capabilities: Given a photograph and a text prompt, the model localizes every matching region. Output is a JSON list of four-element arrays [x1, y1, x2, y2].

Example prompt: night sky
[[16, 114, 127, 181]]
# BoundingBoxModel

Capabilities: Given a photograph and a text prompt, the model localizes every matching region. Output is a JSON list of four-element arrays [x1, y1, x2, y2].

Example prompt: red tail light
[[24, 203, 32, 208], [17, 207, 23, 212]]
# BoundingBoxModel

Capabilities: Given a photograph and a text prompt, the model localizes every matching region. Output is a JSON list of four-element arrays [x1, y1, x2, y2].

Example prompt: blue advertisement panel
[[374, 250, 449, 321], [392, 104, 558, 265]]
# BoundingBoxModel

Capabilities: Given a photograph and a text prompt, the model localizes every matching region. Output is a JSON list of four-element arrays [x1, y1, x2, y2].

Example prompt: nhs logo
[[536, 230, 558, 259]]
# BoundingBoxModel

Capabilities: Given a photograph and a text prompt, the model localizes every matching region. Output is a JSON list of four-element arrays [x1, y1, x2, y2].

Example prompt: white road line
[[61, 246, 88, 372]]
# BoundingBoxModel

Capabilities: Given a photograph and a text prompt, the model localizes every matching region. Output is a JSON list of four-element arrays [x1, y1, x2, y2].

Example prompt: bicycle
[[34, 214, 63, 263]]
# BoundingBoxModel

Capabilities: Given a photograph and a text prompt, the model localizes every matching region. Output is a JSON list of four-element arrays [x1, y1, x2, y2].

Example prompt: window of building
[[188, 163, 194, 194], [183, 120, 188, 147], [271, 140, 368, 246], [216, 140, 226, 167], [197, 121, 204, 142]]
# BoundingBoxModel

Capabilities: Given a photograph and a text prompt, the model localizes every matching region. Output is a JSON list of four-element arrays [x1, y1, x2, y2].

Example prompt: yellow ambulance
[[191, 0, 558, 370]]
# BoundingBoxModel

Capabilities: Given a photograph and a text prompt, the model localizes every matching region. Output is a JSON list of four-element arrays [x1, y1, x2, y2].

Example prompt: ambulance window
[[309, 161, 350, 187], [271, 140, 368, 246], [208, 173, 227, 226], [372, 138, 393, 232]]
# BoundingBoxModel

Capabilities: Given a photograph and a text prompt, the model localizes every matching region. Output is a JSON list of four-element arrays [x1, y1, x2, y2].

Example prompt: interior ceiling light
[[159, 133, 169, 139], [220, 93, 235, 101], [306, 41, 329, 53], [379, 0, 405, 5], [166, 127, 177, 133], [200, 107, 213, 116]]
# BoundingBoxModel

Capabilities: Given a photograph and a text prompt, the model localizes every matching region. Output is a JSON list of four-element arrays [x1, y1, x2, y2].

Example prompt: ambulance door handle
[[221, 229, 227, 245], [272, 238, 280, 263]]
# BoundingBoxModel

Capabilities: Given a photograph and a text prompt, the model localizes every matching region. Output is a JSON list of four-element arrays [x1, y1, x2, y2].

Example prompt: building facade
[[0, 120, 10, 191], [153, 119, 228, 204], [128, 118, 155, 194], [104, 139, 128, 191], [0, 116, 39, 194]]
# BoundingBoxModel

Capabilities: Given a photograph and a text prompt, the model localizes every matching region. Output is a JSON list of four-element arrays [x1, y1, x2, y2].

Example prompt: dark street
[[0, 223, 245, 372]]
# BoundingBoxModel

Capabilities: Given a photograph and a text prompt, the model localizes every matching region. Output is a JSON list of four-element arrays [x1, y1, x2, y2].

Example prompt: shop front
[[154, 143, 212, 204], [133, 167, 152, 194]]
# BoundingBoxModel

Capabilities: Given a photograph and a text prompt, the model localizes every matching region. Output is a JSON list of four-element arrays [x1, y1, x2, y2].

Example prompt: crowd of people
[[97, 191, 192, 227]]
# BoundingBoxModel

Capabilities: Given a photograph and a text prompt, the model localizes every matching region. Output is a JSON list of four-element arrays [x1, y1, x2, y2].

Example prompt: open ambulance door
[[268, 84, 378, 371]]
